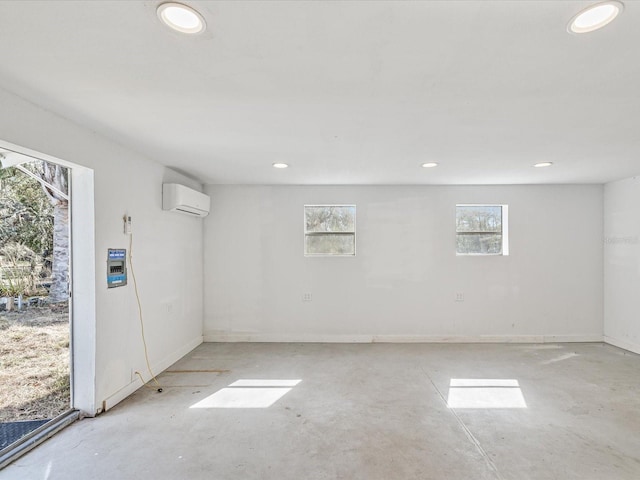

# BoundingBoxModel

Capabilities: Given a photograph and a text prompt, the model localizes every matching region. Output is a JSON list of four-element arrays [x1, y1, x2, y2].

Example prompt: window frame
[[303, 204, 357, 257], [455, 204, 509, 256]]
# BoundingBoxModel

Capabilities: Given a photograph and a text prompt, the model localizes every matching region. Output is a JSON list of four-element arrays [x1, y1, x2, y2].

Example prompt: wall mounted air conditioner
[[162, 183, 210, 218]]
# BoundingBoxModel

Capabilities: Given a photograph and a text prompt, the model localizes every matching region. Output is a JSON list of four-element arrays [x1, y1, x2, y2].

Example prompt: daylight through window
[[456, 205, 508, 255], [304, 205, 356, 256]]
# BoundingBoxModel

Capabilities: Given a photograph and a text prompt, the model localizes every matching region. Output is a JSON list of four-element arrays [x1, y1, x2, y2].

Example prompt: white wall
[[204, 185, 603, 342], [604, 177, 640, 354], [0, 87, 204, 414]]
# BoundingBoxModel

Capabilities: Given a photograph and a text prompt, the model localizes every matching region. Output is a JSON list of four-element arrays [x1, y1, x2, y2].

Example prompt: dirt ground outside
[[0, 302, 70, 423]]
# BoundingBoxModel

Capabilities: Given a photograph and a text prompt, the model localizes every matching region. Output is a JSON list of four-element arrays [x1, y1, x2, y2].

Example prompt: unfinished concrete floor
[[2, 342, 640, 479]]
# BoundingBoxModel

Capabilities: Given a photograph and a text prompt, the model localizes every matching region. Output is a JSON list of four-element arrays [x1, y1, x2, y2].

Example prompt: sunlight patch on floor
[[190, 379, 301, 409], [447, 379, 527, 409]]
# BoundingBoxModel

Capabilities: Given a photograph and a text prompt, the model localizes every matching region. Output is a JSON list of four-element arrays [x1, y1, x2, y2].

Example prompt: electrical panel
[[107, 249, 127, 288]]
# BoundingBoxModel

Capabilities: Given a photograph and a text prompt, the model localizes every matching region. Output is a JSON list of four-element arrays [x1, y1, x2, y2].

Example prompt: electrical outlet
[[455, 292, 464, 302], [123, 215, 132, 235], [302, 293, 312, 302]]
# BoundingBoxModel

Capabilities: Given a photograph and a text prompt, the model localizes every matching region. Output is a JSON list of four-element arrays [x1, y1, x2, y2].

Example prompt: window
[[456, 204, 508, 255], [304, 205, 356, 256]]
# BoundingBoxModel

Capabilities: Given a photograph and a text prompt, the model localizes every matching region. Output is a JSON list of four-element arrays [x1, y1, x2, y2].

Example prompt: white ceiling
[[0, 0, 638, 185]]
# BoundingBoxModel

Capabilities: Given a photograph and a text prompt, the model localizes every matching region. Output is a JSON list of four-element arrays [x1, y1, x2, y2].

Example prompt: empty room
[[0, 1, 639, 479]]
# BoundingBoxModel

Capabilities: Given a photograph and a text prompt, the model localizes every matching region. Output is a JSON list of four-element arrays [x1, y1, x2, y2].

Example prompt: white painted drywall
[[203, 185, 603, 342], [0, 87, 204, 414], [604, 177, 640, 354]]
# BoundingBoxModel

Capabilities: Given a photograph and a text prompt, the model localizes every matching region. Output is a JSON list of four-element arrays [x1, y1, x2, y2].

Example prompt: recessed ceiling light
[[157, 2, 206, 34], [568, 1, 623, 34], [272, 162, 289, 169], [421, 162, 438, 168], [533, 162, 553, 168]]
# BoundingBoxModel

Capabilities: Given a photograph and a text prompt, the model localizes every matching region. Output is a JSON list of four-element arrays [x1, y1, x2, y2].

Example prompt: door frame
[[0, 139, 97, 416]]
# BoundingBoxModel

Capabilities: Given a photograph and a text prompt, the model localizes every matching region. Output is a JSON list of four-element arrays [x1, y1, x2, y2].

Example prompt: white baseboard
[[542, 334, 603, 343], [102, 335, 203, 412], [604, 336, 640, 355], [203, 333, 603, 344]]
